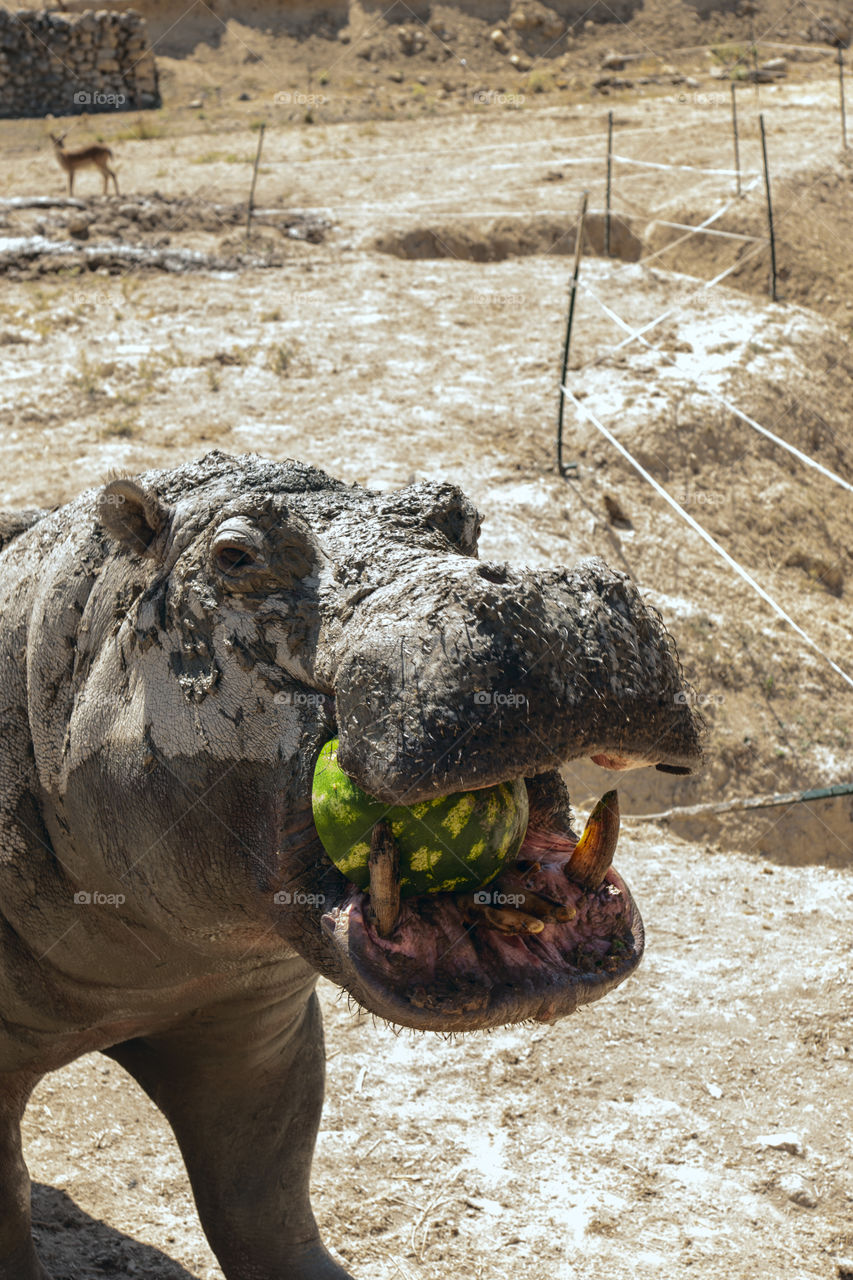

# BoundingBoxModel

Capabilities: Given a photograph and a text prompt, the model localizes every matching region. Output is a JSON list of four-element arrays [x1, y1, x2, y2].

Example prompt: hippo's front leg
[[0, 1072, 50, 1280], [105, 986, 352, 1280]]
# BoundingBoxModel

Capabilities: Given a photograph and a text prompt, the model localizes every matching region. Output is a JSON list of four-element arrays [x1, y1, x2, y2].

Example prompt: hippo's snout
[[331, 555, 702, 805]]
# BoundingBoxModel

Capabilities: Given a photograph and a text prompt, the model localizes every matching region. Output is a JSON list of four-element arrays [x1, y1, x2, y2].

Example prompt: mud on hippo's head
[[60, 451, 702, 1031]]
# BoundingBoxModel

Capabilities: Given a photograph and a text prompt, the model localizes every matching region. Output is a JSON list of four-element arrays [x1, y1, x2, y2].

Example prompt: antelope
[[50, 132, 120, 196]]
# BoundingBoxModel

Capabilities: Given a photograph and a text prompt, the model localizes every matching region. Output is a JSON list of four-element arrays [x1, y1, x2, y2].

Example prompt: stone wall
[[0, 9, 160, 118]]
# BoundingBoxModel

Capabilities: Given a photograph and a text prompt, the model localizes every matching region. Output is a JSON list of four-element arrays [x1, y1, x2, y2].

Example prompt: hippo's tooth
[[484, 905, 545, 935], [565, 790, 619, 890], [516, 888, 577, 923], [458, 893, 546, 935], [367, 820, 401, 938]]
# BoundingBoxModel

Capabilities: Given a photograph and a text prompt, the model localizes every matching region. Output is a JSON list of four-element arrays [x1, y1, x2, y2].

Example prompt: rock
[[755, 1130, 804, 1155], [67, 217, 90, 241], [813, 15, 850, 45], [759, 57, 787, 76], [490, 28, 509, 53], [778, 1173, 818, 1208], [784, 552, 843, 596], [388, 69, 403, 82], [835, 1259, 853, 1280], [509, 53, 530, 70], [397, 24, 425, 54], [238, 90, 250, 100], [603, 494, 632, 528], [601, 50, 626, 70], [189, 98, 203, 109]]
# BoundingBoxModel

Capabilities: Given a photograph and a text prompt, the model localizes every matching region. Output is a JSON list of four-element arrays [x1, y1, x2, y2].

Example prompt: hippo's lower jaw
[[315, 774, 644, 1032]]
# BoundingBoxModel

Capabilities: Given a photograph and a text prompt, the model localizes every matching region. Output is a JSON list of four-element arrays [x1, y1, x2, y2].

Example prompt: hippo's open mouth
[[315, 771, 643, 1031]]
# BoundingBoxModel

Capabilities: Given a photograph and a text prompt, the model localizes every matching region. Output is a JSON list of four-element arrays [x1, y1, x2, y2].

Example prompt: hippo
[[0, 451, 702, 1280]]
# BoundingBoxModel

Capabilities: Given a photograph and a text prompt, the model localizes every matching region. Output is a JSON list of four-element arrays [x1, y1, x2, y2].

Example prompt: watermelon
[[312, 739, 529, 897]]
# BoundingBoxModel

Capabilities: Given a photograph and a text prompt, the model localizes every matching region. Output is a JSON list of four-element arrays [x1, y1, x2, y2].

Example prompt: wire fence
[[545, 70, 853, 819], [562, 387, 853, 691], [623, 781, 853, 822]]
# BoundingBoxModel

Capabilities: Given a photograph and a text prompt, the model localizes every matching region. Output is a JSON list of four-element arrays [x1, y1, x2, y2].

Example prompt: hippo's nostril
[[477, 563, 508, 585]]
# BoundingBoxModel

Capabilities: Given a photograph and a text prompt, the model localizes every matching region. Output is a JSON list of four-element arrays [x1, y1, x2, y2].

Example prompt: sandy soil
[[1, 20, 851, 1280]]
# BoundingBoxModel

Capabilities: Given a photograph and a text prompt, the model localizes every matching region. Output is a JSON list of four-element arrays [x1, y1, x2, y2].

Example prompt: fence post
[[605, 110, 613, 258], [556, 190, 588, 478], [759, 114, 777, 302], [246, 122, 266, 241], [730, 82, 741, 196]]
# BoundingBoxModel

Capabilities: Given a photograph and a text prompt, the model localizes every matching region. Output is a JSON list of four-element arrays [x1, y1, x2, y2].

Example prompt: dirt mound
[[644, 158, 853, 326], [0, 194, 329, 276], [374, 212, 641, 261]]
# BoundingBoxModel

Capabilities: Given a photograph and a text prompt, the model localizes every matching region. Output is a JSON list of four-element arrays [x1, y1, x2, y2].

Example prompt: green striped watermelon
[[312, 739, 529, 897]]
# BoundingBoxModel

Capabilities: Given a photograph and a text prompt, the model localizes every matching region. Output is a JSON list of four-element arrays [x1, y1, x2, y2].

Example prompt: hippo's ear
[[97, 479, 169, 555], [420, 483, 482, 556]]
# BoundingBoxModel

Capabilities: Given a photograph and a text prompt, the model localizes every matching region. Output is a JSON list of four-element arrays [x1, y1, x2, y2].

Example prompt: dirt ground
[[1, 9, 852, 1279]]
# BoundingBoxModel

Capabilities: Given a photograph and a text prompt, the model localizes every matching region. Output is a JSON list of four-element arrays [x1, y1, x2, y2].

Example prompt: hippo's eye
[[212, 520, 266, 578], [215, 543, 257, 573]]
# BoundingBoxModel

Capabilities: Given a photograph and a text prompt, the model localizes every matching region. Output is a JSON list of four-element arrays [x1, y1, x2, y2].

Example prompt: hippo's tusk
[[367, 820, 401, 938], [565, 790, 619, 890]]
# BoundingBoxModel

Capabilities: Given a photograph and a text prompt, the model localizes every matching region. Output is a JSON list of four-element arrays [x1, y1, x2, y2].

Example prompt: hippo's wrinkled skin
[[0, 452, 702, 1280]]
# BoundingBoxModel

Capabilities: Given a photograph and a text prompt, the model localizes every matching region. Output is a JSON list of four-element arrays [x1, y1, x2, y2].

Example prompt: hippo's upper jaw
[[25, 451, 701, 1038], [298, 520, 699, 1031]]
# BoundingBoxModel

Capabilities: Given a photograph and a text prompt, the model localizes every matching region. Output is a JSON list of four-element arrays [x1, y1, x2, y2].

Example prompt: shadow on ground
[[31, 1184, 203, 1280]]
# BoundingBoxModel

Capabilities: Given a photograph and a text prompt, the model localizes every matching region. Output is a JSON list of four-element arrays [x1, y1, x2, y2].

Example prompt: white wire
[[637, 175, 762, 266], [612, 153, 758, 177], [714, 393, 853, 495], [491, 156, 603, 170], [561, 389, 853, 691], [263, 120, 701, 171], [578, 281, 853, 496], [604, 233, 770, 357], [648, 219, 761, 242]]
